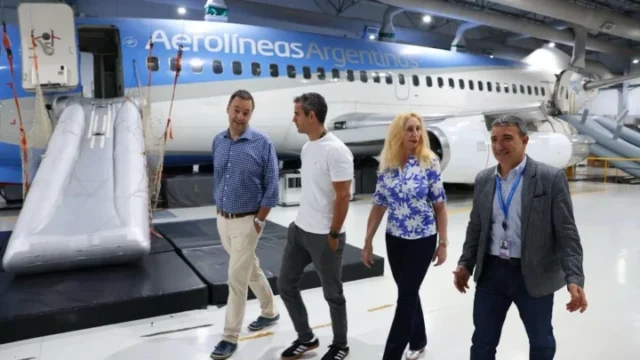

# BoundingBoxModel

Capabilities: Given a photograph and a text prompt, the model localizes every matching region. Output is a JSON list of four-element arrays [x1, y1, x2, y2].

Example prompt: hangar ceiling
[[228, 0, 640, 75]]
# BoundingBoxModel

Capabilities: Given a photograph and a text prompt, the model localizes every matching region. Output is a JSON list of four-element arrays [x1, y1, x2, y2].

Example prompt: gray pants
[[277, 221, 348, 347]]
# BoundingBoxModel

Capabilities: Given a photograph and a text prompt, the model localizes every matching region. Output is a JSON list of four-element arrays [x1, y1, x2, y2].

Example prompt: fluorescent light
[[633, 59, 639, 64], [177, 7, 186, 15], [422, 14, 432, 23]]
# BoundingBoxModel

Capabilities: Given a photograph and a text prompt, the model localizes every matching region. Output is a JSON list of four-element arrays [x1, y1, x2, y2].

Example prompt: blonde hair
[[378, 112, 437, 172]]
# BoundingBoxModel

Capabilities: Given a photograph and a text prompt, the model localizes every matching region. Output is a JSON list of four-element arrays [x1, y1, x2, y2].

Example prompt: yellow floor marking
[[367, 304, 393, 312], [312, 322, 332, 329], [238, 331, 274, 342]]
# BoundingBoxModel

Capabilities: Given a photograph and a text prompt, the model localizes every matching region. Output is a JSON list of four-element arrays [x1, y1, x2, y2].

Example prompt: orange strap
[[2, 22, 14, 78], [163, 45, 183, 142]]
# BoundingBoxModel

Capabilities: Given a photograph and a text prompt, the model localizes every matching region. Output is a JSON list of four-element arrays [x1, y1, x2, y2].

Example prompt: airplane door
[[394, 72, 410, 100], [552, 70, 575, 114], [80, 52, 94, 98]]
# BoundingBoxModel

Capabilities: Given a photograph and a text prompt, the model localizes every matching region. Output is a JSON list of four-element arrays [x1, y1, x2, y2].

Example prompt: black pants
[[382, 233, 438, 360], [470, 255, 556, 360]]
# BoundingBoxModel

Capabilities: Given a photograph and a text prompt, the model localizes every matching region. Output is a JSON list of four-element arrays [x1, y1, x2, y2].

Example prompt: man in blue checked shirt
[[210, 89, 281, 360]]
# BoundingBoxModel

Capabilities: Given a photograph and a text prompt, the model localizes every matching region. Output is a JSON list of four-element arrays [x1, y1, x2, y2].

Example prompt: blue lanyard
[[495, 168, 525, 220]]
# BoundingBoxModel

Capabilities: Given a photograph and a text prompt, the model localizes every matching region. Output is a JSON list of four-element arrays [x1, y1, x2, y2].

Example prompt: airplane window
[[331, 68, 340, 80], [360, 71, 368, 83], [468, 79, 474, 90], [534, 87, 539, 96], [512, 84, 517, 93], [520, 84, 525, 94], [251, 62, 261, 76], [398, 74, 405, 85], [426, 76, 432, 87], [448, 78, 454, 88], [504, 83, 509, 93], [541, 87, 546, 96], [347, 70, 354, 82], [287, 65, 296, 78], [495, 82, 500, 92], [385, 73, 393, 84], [459, 79, 465, 90], [232, 61, 242, 75], [437, 77, 443, 88], [269, 64, 278, 77], [527, 85, 532, 95], [191, 59, 203, 73], [412, 75, 419, 86], [147, 56, 159, 71], [169, 57, 178, 72], [486, 81, 491, 92], [317, 67, 326, 80], [373, 72, 380, 83], [213, 60, 223, 74], [477, 81, 483, 91], [303, 66, 311, 79]]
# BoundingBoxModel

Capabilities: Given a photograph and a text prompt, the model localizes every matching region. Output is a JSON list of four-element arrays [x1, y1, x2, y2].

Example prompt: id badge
[[499, 238, 510, 259]]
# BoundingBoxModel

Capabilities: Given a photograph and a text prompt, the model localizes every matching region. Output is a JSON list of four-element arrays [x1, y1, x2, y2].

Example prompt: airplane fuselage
[[0, 16, 591, 185]]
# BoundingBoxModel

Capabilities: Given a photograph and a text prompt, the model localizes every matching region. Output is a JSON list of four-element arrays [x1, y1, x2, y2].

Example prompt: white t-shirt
[[294, 132, 354, 235]]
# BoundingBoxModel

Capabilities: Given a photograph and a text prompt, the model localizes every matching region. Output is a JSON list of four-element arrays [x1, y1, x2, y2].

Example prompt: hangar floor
[[0, 181, 638, 360]]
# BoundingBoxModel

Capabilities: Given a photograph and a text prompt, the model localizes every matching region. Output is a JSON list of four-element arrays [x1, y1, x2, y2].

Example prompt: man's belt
[[487, 254, 521, 266], [216, 209, 257, 219]]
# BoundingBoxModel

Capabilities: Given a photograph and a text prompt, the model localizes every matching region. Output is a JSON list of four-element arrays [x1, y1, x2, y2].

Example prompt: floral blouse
[[373, 156, 447, 239]]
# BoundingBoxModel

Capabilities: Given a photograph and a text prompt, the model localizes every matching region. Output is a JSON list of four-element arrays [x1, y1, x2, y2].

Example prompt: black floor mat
[[0, 232, 9, 273], [0, 246, 209, 344], [155, 218, 385, 305], [150, 230, 176, 254]]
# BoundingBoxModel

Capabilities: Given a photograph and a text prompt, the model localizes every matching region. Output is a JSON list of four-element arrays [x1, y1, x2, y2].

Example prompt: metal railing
[[567, 157, 640, 184]]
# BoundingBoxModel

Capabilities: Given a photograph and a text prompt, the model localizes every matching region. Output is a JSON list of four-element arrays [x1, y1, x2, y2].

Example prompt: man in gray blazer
[[453, 115, 588, 360]]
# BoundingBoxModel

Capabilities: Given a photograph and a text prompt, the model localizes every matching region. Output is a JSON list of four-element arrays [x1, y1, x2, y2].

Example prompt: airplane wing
[[329, 101, 552, 148]]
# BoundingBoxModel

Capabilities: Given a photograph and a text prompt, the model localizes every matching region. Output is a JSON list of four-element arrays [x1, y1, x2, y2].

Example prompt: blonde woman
[[361, 112, 448, 360]]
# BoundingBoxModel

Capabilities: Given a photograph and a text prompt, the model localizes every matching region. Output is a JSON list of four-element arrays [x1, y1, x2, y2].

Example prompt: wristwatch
[[254, 217, 266, 228], [439, 239, 449, 246], [329, 230, 340, 239]]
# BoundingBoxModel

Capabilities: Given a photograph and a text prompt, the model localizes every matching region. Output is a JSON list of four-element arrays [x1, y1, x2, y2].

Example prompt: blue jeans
[[471, 255, 556, 360]]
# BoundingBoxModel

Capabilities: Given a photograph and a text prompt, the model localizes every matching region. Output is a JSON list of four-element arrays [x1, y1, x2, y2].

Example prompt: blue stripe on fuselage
[[0, 17, 524, 102]]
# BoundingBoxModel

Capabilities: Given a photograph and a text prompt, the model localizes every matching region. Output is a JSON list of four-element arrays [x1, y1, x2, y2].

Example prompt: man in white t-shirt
[[277, 92, 354, 360]]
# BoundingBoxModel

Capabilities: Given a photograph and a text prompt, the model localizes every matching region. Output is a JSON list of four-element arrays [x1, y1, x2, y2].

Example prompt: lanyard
[[495, 168, 525, 221]]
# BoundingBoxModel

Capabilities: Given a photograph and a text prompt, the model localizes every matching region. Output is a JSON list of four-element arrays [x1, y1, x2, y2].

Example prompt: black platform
[[0, 231, 210, 345], [0, 217, 385, 344], [154, 218, 385, 305]]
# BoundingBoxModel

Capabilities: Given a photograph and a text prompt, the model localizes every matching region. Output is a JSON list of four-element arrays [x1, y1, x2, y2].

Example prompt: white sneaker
[[405, 347, 425, 360]]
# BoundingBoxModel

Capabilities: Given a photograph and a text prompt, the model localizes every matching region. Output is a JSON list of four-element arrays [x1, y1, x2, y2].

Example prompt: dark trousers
[[382, 233, 438, 360], [471, 255, 556, 360], [277, 222, 348, 347]]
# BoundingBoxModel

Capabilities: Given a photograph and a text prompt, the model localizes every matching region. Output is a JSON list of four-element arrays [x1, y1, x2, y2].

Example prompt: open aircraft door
[[552, 70, 575, 115], [17, 2, 79, 93]]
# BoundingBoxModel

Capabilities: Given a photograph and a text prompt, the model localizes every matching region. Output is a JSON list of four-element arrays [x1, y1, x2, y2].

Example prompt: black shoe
[[247, 314, 280, 331], [280, 336, 320, 359], [210, 340, 237, 360], [321, 344, 349, 360]]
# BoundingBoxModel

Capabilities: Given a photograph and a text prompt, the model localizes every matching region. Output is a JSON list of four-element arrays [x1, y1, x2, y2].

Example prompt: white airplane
[[0, 3, 633, 187]]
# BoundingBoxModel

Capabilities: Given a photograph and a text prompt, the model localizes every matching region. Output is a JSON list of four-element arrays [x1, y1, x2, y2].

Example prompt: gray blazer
[[458, 156, 585, 298]]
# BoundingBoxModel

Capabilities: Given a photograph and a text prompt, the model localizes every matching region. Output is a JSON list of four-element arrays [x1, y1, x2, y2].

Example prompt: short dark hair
[[294, 92, 328, 124], [492, 115, 528, 137], [227, 89, 255, 110]]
